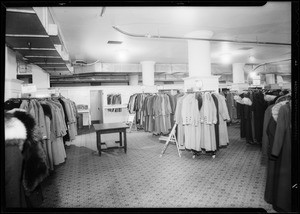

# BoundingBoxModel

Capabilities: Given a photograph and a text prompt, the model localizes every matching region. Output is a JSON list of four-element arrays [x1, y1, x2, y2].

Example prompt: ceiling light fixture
[[221, 53, 231, 64], [117, 49, 129, 62], [249, 55, 255, 62], [249, 71, 257, 79]]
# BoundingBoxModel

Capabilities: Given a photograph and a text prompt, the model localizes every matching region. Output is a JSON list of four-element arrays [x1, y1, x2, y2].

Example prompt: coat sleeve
[[5, 145, 26, 207], [261, 106, 272, 158], [211, 95, 218, 124], [271, 104, 288, 157], [181, 96, 188, 125], [220, 95, 230, 121]]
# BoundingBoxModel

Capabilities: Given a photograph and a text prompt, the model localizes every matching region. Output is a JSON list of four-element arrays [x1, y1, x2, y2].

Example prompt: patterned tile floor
[[40, 124, 276, 212]]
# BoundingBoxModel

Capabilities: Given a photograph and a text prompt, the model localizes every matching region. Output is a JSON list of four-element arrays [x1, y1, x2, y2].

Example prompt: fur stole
[[5, 110, 49, 194]]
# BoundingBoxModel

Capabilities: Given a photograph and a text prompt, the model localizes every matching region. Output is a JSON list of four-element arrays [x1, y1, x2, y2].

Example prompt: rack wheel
[[160, 154, 163, 158], [192, 155, 196, 159], [212, 155, 216, 159]]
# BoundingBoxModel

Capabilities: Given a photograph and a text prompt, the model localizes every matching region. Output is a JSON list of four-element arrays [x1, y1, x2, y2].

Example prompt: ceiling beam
[[6, 34, 49, 38], [6, 8, 36, 14], [25, 55, 61, 58], [13, 47, 56, 50]]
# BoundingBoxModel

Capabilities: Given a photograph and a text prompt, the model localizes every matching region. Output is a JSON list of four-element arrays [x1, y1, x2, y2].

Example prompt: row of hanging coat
[[261, 93, 291, 212], [234, 89, 268, 144], [141, 93, 178, 135], [221, 89, 239, 122], [107, 93, 122, 112], [175, 91, 230, 152], [4, 97, 78, 170], [127, 92, 180, 134], [127, 93, 151, 128]]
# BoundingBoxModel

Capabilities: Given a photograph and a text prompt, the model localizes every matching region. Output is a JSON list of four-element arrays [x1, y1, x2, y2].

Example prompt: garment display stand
[[159, 123, 181, 157], [126, 113, 137, 132]]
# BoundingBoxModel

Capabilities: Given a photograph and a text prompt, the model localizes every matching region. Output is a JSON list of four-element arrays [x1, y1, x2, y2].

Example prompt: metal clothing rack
[[186, 89, 215, 93], [6, 96, 66, 104]]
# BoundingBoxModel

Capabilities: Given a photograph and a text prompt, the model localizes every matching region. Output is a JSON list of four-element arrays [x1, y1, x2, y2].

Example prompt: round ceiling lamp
[[249, 55, 255, 62], [117, 49, 129, 62], [249, 71, 257, 79], [221, 53, 232, 64]]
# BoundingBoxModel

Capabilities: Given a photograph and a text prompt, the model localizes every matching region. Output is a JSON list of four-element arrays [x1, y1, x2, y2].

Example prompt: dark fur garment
[[5, 110, 49, 193]]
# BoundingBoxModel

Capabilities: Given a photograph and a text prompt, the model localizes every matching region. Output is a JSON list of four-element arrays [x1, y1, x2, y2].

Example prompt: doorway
[[90, 90, 103, 124]]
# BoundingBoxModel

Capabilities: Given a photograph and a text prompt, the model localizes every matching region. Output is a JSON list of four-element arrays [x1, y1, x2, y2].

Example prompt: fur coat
[[5, 110, 49, 207]]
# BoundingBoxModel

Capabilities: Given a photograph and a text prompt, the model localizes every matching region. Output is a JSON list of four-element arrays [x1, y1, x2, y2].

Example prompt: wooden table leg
[[119, 131, 123, 146], [124, 129, 127, 154], [96, 132, 102, 156]]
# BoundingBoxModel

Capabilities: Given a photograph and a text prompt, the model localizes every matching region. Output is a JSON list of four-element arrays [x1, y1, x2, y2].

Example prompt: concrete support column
[[140, 61, 155, 86], [232, 63, 245, 83], [183, 30, 220, 92], [129, 74, 139, 85], [266, 74, 276, 84], [186, 31, 213, 77]]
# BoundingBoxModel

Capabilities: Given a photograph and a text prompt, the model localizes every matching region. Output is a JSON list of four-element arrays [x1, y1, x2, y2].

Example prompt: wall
[[52, 85, 161, 123], [32, 64, 50, 89], [5, 45, 51, 100], [5, 46, 23, 101], [5, 45, 18, 80]]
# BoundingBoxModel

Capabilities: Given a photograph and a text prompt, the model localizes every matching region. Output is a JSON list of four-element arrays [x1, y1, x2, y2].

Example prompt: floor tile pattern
[[40, 125, 275, 212]]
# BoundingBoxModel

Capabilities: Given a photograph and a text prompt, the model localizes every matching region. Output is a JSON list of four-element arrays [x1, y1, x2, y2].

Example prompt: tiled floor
[[41, 125, 275, 212]]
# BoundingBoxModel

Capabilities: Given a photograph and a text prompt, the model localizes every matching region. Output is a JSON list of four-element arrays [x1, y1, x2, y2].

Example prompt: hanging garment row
[[141, 93, 180, 135], [175, 91, 230, 153], [107, 93, 122, 112], [261, 93, 291, 212], [221, 89, 239, 123], [127, 92, 180, 134], [234, 89, 290, 145], [4, 97, 78, 169], [234, 90, 268, 144], [127, 93, 151, 128]]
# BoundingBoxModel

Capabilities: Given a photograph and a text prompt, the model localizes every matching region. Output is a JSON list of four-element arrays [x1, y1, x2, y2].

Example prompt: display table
[[93, 123, 129, 156]]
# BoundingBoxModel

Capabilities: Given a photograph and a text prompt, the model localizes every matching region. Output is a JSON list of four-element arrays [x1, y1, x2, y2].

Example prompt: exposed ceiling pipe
[[112, 26, 291, 46], [243, 58, 291, 74], [100, 7, 106, 17], [252, 59, 291, 71]]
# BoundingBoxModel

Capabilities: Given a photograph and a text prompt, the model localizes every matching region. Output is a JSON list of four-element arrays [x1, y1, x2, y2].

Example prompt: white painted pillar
[[185, 31, 213, 77], [140, 61, 155, 86], [183, 30, 219, 92], [232, 63, 245, 83], [265, 74, 276, 84], [129, 74, 139, 85]]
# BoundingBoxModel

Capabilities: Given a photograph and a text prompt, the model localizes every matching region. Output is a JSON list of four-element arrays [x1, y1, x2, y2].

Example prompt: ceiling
[[49, 2, 291, 66], [5, 2, 292, 85]]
